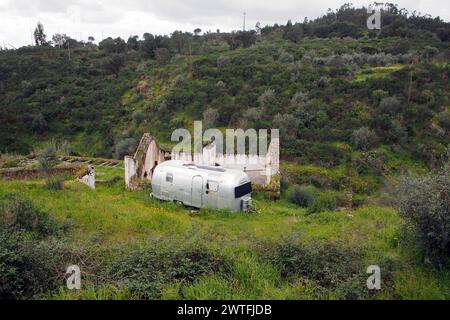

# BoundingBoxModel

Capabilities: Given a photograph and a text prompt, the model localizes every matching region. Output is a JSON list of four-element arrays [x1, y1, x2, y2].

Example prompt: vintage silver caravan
[[151, 160, 253, 212]]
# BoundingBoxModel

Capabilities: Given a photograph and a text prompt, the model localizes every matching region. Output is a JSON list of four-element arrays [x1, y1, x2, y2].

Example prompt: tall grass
[[0, 167, 449, 300]]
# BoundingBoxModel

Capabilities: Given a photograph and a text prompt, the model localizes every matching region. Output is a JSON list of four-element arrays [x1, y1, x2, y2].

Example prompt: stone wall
[[0, 165, 82, 181]]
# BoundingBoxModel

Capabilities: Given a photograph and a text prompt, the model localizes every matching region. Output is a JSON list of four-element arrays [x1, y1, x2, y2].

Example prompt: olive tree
[[398, 164, 450, 266], [351, 127, 377, 151]]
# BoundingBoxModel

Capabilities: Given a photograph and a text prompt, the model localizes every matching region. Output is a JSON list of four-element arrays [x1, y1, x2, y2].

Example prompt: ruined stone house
[[125, 133, 280, 191]]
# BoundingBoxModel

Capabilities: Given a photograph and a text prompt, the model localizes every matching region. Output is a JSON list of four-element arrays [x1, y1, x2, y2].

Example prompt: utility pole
[[29, 19, 33, 46], [243, 12, 246, 31]]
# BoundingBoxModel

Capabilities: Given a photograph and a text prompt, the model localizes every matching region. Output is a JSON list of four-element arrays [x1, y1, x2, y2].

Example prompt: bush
[[351, 127, 377, 151], [372, 89, 389, 102], [155, 48, 171, 65], [273, 113, 299, 142], [379, 97, 402, 115], [45, 175, 64, 191], [258, 238, 364, 288], [0, 231, 67, 299], [36, 140, 58, 173], [307, 192, 337, 214], [258, 89, 276, 110], [290, 92, 309, 107], [278, 51, 294, 63], [0, 194, 59, 237], [353, 150, 386, 175], [437, 110, 450, 132], [31, 112, 48, 133], [203, 108, 219, 129], [107, 242, 231, 299], [217, 55, 231, 68], [113, 138, 137, 160], [287, 185, 315, 207], [132, 110, 145, 126], [35, 140, 65, 190], [387, 119, 408, 143], [398, 164, 450, 266]]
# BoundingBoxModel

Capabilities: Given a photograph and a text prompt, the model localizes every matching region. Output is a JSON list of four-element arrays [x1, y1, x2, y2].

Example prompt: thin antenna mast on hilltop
[[29, 19, 33, 45], [243, 12, 247, 31]]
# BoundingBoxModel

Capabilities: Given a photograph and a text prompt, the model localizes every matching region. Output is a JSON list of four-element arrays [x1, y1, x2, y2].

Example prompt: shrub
[[353, 150, 386, 175], [273, 113, 299, 142], [351, 127, 377, 151], [258, 238, 364, 288], [203, 108, 219, 129], [36, 140, 58, 173], [31, 112, 48, 133], [307, 192, 337, 214], [132, 110, 145, 126], [379, 97, 402, 115], [0, 193, 59, 237], [317, 76, 331, 88], [35, 140, 65, 190], [45, 175, 64, 191], [437, 110, 450, 132], [58, 140, 72, 156], [387, 119, 408, 143], [372, 89, 389, 102], [398, 164, 450, 266], [424, 46, 439, 60], [287, 185, 316, 207], [113, 138, 137, 160], [243, 107, 262, 123], [280, 178, 290, 194], [102, 54, 124, 76], [217, 55, 231, 68], [0, 231, 67, 299], [154, 48, 171, 65], [278, 51, 294, 63], [352, 194, 367, 208], [174, 75, 186, 86], [290, 92, 309, 107], [258, 89, 276, 110], [107, 242, 231, 299]]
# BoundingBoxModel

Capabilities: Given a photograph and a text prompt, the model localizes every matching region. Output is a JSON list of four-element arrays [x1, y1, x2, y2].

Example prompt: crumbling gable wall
[[124, 134, 170, 189]]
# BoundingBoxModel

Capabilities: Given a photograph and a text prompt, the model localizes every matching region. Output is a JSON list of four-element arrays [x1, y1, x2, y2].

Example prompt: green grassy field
[[1, 165, 448, 300]]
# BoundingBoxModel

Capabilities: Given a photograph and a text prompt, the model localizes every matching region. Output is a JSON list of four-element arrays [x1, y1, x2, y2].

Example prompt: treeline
[[268, 3, 450, 42], [5, 2, 447, 55]]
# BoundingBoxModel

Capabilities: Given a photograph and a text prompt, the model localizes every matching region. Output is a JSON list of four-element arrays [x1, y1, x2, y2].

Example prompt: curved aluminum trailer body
[[151, 160, 252, 212]]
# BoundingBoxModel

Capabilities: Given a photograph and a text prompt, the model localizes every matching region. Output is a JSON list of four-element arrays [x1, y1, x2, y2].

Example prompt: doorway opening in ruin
[[151, 161, 158, 175]]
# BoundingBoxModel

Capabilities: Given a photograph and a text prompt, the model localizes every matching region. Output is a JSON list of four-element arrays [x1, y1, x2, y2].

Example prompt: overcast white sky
[[0, 0, 448, 48]]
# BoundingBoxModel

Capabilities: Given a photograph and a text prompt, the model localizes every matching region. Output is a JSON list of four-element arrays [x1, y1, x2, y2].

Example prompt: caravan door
[[191, 176, 203, 208]]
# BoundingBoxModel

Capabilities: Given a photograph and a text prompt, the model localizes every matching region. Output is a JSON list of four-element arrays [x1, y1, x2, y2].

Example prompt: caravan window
[[206, 180, 219, 192], [235, 182, 252, 198], [166, 173, 173, 183]]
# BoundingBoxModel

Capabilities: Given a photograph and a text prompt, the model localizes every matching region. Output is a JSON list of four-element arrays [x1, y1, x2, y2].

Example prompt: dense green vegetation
[[0, 3, 449, 300], [1, 3, 448, 160], [0, 168, 449, 300]]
